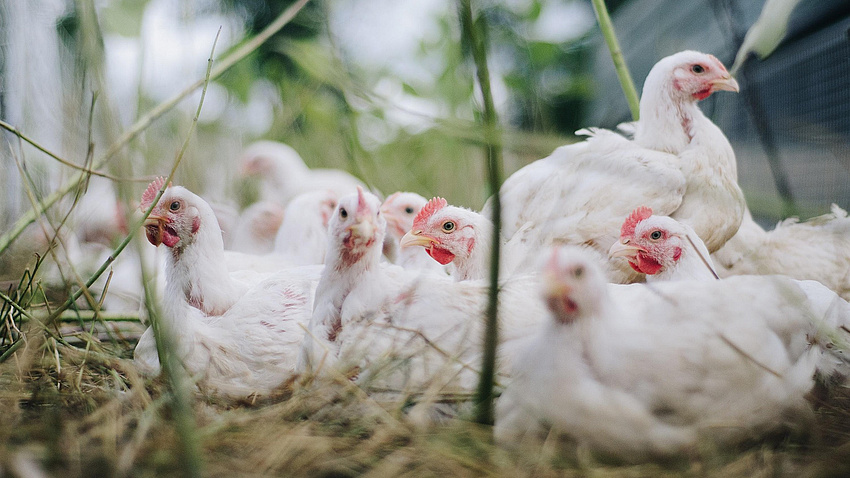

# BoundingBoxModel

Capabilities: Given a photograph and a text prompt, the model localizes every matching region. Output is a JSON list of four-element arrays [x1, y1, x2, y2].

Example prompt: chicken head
[[140, 177, 206, 250], [608, 206, 683, 275], [329, 186, 385, 265], [665, 51, 739, 102], [543, 246, 608, 324], [399, 197, 486, 266], [380, 192, 428, 241]]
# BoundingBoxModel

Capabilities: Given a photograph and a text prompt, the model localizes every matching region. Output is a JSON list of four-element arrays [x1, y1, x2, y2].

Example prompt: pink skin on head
[[355, 186, 370, 219], [673, 55, 733, 101], [340, 187, 379, 265], [380, 192, 412, 238], [320, 197, 336, 227]]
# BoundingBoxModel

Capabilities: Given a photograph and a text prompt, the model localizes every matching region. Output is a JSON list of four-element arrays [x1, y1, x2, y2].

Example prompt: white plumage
[[239, 140, 365, 206], [489, 51, 744, 283], [495, 246, 827, 458], [712, 205, 850, 300], [300, 188, 544, 393], [226, 200, 285, 255], [221, 190, 340, 273], [133, 178, 320, 399], [273, 189, 338, 266]]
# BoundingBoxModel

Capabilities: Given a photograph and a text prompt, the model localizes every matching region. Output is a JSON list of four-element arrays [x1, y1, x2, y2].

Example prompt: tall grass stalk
[[590, 0, 640, 121], [0, 0, 312, 257], [138, 28, 222, 478], [458, 0, 503, 426]]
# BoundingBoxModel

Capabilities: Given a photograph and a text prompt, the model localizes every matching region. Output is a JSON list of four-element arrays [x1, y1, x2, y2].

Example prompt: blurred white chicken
[[380, 191, 446, 274], [273, 189, 338, 266], [495, 246, 827, 458], [226, 200, 285, 255], [70, 176, 128, 246], [489, 50, 744, 283], [712, 205, 850, 300], [239, 140, 365, 206], [133, 178, 321, 398], [219, 190, 340, 273], [300, 188, 545, 393]]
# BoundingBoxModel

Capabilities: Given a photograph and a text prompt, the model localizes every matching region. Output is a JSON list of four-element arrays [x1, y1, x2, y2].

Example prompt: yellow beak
[[608, 240, 643, 259], [143, 215, 166, 227], [400, 230, 438, 249], [543, 271, 571, 299], [347, 218, 375, 241], [711, 76, 740, 93]]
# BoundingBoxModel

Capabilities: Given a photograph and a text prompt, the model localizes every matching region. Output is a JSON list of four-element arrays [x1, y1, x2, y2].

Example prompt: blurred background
[[1, 0, 849, 251]]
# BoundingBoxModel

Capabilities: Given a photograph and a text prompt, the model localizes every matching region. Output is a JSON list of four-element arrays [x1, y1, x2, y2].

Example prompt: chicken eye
[[169, 201, 181, 211], [573, 266, 584, 278], [339, 207, 348, 219], [691, 64, 705, 74], [405, 207, 414, 214], [442, 221, 455, 233], [650, 230, 663, 240]]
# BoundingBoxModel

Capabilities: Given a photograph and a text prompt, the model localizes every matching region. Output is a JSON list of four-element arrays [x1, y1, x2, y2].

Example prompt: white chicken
[[300, 188, 545, 393], [273, 189, 338, 266], [490, 50, 744, 283], [239, 140, 365, 206], [70, 176, 129, 246], [134, 178, 321, 398], [712, 205, 850, 300], [495, 246, 826, 458], [220, 191, 339, 273], [226, 200, 285, 255], [608, 209, 850, 380], [379, 191, 446, 274]]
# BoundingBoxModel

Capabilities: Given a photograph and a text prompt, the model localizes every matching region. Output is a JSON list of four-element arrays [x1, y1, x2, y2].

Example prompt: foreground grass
[[3, 330, 850, 478]]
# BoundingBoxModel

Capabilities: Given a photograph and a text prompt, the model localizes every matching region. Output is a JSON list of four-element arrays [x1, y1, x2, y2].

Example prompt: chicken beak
[[543, 271, 571, 298], [608, 240, 643, 259], [400, 230, 437, 249], [711, 76, 740, 93], [348, 217, 375, 241], [144, 215, 166, 247]]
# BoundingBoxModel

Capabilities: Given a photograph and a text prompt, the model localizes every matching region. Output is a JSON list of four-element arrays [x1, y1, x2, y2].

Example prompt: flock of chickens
[[122, 50, 850, 458]]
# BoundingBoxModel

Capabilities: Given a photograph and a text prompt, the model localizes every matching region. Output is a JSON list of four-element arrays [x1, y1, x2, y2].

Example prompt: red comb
[[140, 176, 168, 211], [621, 206, 653, 239], [413, 197, 447, 230]]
